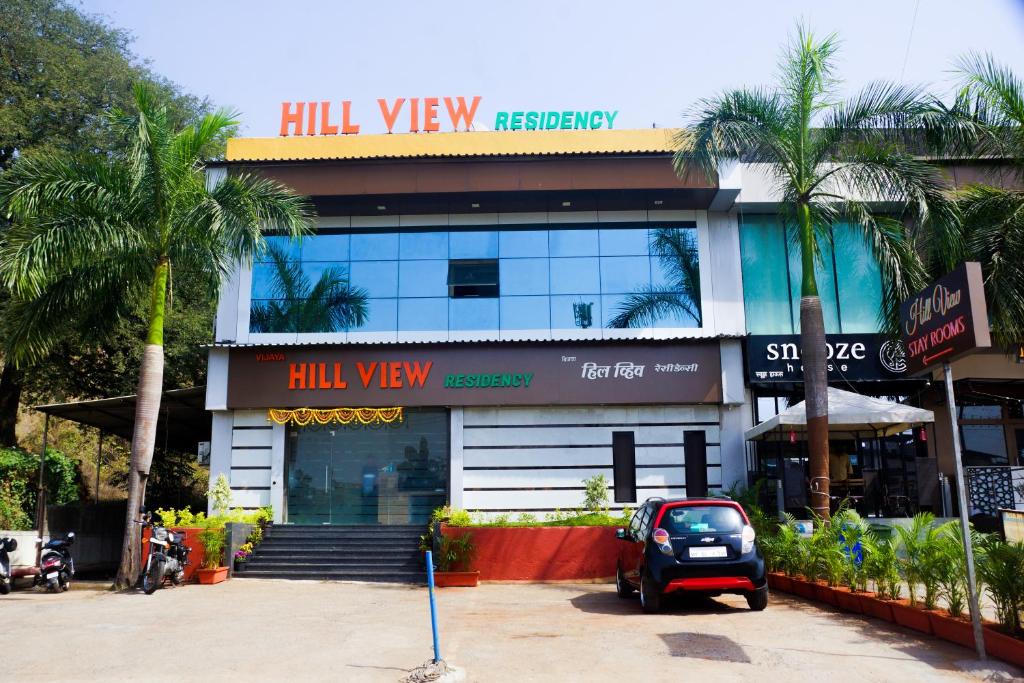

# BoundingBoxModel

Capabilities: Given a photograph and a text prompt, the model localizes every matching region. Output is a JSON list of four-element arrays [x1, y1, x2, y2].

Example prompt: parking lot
[[0, 580, 1019, 683]]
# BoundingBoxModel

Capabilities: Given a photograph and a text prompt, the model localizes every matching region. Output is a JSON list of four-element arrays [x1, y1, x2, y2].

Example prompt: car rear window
[[659, 505, 744, 535]]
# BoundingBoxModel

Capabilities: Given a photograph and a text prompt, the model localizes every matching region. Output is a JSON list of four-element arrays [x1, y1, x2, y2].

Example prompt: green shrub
[[978, 539, 1024, 634], [582, 474, 609, 512], [436, 532, 475, 572], [0, 446, 80, 522], [0, 481, 32, 530], [895, 512, 939, 608], [198, 526, 226, 569], [209, 474, 232, 517], [935, 522, 980, 618], [865, 537, 902, 600]]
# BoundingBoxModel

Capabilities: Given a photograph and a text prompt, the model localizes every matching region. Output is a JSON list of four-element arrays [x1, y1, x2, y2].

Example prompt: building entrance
[[284, 409, 449, 525]]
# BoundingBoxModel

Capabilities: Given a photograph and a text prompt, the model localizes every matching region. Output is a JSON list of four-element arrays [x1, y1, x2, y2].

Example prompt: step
[[246, 560, 420, 570], [235, 570, 423, 582], [264, 532, 424, 542], [253, 553, 420, 562], [257, 542, 422, 551]]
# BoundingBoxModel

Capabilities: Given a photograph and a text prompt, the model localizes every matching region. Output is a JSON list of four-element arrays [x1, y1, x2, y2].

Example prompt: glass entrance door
[[285, 409, 449, 524]]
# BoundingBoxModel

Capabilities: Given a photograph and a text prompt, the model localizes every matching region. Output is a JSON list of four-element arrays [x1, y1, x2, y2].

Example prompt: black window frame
[[447, 258, 499, 298]]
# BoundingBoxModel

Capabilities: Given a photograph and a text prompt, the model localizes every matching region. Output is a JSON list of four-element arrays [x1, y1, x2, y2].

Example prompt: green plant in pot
[[865, 537, 902, 601], [196, 524, 228, 585], [895, 512, 938, 607], [978, 539, 1024, 634], [433, 532, 478, 587]]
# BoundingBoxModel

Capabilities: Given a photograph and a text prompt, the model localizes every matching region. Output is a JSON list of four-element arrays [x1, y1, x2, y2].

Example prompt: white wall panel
[[230, 449, 273, 468], [233, 410, 269, 427], [231, 428, 274, 448], [463, 487, 684, 511], [231, 469, 271, 487], [228, 490, 270, 508], [464, 425, 719, 448], [463, 466, 687, 490]]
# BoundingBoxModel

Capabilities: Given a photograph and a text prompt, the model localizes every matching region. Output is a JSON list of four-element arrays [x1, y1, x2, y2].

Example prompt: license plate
[[46, 571, 58, 579], [689, 546, 728, 559]]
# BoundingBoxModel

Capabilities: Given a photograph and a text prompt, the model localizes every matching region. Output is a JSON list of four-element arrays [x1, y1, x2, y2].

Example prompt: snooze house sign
[[279, 97, 619, 135], [227, 343, 721, 408]]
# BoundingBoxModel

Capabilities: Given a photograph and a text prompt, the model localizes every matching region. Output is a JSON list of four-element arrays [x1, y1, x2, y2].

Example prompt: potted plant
[[977, 539, 1024, 667], [861, 537, 901, 622], [234, 543, 253, 573], [433, 532, 478, 587], [890, 514, 938, 634], [197, 525, 228, 584]]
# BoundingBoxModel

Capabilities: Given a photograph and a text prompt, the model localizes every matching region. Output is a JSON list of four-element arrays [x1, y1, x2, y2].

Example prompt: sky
[[78, 0, 1024, 137]]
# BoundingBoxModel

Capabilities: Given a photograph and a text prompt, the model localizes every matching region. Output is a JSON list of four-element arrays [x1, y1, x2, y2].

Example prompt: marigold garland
[[267, 407, 404, 426]]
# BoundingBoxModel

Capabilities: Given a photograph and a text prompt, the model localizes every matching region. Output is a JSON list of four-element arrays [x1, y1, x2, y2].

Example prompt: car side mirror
[[616, 528, 627, 540]]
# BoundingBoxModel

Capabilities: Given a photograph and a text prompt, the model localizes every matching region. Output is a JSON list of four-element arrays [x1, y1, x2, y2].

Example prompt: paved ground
[[0, 580, 1020, 683]]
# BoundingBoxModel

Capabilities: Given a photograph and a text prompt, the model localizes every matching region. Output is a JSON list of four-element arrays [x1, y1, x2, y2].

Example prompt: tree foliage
[[0, 445, 81, 527]]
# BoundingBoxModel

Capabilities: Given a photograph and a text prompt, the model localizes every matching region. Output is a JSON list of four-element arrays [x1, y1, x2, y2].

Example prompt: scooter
[[140, 510, 191, 594], [34, 532, 75, 592], [0, 536, 16, 595]]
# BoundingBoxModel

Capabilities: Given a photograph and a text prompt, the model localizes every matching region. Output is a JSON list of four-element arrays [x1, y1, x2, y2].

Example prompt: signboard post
[[900, 262, 991, 661]]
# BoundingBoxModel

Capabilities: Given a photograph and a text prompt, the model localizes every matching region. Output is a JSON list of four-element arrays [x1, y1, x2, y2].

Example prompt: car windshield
[[659, 505, 744, 535]]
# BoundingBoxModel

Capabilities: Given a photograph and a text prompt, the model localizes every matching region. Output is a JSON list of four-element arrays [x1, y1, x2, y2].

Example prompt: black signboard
[[900, 262, 991, 376], [746, 334, 910, 383]]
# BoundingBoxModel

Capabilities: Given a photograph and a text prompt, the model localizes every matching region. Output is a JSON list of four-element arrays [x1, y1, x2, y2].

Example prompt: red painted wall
[[141, 528, 209, 583], [442, 525, 619, 581]]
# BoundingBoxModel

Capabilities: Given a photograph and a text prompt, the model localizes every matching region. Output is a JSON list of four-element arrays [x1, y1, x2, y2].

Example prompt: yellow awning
[[226, 128, 683, 162]]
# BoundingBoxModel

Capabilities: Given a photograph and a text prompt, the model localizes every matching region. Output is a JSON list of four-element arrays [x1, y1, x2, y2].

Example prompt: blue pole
[[425, 550, 441, 663]]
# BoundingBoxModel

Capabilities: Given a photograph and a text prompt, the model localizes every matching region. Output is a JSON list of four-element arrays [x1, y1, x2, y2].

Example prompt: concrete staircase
[[236, 524, 425, 583]]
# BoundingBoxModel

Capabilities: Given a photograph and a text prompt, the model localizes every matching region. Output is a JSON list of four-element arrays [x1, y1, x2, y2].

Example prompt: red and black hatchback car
[[615, 497, 768, 613]]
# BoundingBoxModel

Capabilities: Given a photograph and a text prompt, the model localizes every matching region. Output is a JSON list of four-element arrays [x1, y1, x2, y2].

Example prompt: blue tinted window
[[550, 257, 600, 294], [450, 231, 498, 259], [252, 263, 282, 299], [500, 258, 549, 295], [350, 261, 398, 298], [450, 298, 499, 330], [399, 297, 448, 332], [599, 228, 649, 256], [301, 262, 349, 287], [550, 295, 601, 330], [833, 224, 883, 332], [785, 225, 839, 333], [357, 299, 397, 332], [600, 256, 650, 294], [302, 234, 349, 262], [399, 260, 448, 297], [260, 236, 301, 261], [549, 229, 599, 256], [739, 217, 793, 334], [400, 232, 448, 260], [499, 230, 548, 258], [351, 233, 399, 260], [500, 296, 551, 330]]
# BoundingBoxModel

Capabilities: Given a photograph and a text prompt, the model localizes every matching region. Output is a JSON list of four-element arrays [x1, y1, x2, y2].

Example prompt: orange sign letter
[[280, 102, 305, 136], [444, 96, 481, 131], [378, 98, 405, 133], [423, 97, 440, 132], [320, 101, 339, 135], [288, 363, 306, 389], [341, 101, 360, 135]]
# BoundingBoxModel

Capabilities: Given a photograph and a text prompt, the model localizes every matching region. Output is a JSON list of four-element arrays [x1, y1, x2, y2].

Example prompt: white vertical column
[[269, 422, 286, 524], [719, 392, 753, 491], [208, 411, 233, 516], [449, 408, 464, 509]]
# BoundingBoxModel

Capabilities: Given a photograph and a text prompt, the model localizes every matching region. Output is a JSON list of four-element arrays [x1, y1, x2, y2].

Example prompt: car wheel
[[615, 567, 634, 598], [746, 586, 769, 611], [640, 571, 662, 614]]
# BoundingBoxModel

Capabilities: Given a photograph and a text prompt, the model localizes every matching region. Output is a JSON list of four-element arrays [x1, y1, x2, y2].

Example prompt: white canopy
[[744, 387, 934, 441]]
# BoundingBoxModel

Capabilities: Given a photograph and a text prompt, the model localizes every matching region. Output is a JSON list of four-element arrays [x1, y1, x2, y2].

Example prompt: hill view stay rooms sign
[[278, 97, 619, 135]]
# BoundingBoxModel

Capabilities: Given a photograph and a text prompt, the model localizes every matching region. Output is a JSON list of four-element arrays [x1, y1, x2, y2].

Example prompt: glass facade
[[250, 224, 702, 333], [285, 409, 449, 525], [738, 215, 883, 335]]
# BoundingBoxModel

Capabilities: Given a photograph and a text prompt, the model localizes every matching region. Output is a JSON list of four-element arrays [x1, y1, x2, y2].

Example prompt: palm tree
[[608, 227, 702, 328], [250, 243, 369, 333], [674, 25, 959, 520], [953, 54, 1024, 350], [0, 84, 314, 588]]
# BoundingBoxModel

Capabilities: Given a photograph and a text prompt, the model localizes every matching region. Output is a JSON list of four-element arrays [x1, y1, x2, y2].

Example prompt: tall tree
[[953, 54, 1024, 349], [0, 85, 314, 589], [673, 25, 957, 519], [0, 0, 221, 446]]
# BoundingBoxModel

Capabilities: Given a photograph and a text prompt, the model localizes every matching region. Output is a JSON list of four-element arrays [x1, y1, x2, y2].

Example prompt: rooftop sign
[[279, 98, 618, 136], [899, 262, 991, 376]]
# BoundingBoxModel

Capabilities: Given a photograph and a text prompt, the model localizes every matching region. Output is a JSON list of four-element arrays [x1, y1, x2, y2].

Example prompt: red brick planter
[[790, 578, 817, 600], [833, 587, 863, 614], [890, 600, 933, 635], [813, 582, 839, 607], [983, 626, 1024, 668], [441, 525, 619, 581], [767, 572, 793, 593], [196, 567, 228, 585], [927, 612, 977, 650], [859, 594, 895, 623], [434, 571, 480, 588]]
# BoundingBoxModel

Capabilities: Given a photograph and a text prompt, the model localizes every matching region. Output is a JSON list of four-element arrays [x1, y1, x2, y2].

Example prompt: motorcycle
[[140, 510, 191, 594], [0, 536, 16, 595], [34, 532, 75, 592]]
